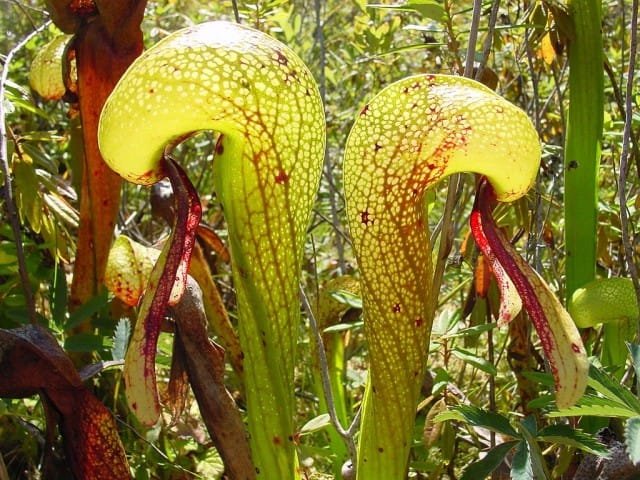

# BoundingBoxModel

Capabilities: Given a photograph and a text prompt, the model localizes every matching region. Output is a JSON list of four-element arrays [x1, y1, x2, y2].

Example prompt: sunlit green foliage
[[1, 1, 639, 479]]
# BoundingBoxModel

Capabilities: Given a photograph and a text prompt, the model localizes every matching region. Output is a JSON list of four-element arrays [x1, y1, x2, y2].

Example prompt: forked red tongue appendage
[[470, 178, 588, 408], [123, 156, 202, 425]]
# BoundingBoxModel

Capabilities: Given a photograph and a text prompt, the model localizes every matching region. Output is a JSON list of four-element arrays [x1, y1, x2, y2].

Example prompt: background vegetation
[[1, 0, 639, 478]]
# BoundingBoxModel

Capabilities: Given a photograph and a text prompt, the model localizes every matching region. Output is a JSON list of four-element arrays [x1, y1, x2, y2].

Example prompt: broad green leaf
[[526, 394, 554, 410], [367, 1, 445, 21], [196, 447, 225, 479], [442, 322, 496, 339], [65, 291, 109, 330], [434, 405, 519, 438], [404, 0, 445, 20], [64, 333, 110, 353], [537, 424, 608, 456], [460, 441, 519, 480], [4, 88, 51, 120], [451, 347, 498, 376], [518, 418, 550, 480], [328, 289, 363, 310], [521, 415, 538, 436], [299, 414, 331, 435], [12, 154, 41, 232], [323, 321, 364, 334], [549, 394, 637, 419], [0, 241, 17, 267], [511, 440, 533, 480], [522, 370, 554, 387], [43, 192, 79, 227], [625, 416, 640, 465], [628, 343, 640, 380], [20, 142, 59, 174], [587, 364, 640, 413]]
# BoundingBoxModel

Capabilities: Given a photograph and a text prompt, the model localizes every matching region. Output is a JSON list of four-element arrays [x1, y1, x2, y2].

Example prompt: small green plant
[[436, 405, 607, 479]]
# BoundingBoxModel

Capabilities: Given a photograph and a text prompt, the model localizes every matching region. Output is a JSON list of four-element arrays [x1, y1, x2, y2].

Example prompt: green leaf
[[299, 413, 331, 435], [518, 418, 550, 480], [367, 0, 445, 21], [627, 343, 640, 380], [522, 370, 554, 387], [43, 192, 79, 227], [4, 91, 51, 120], [50, 264, 68, 327], [365, 42, 447, 59], [196, 446, 224, 479], [451, 347, 497, 376], [329, 289, 362, 310], [323, 321, 363, 334], [549, 394, 637, 419], [460, 441, 519, 480], [64, 333, 109, 353], [65, 291, 110, 330], [20, 143, 59, 174], [434, 405, 519, 438], [0, 241, 17, 267], [526, 394, 554, 410], [111, 318, 131, 361], [625, 416, 640, 465], [521, 415, 537, 436], [511, 440, 533, 480], [442, 322, 496, 339], [588, 364, 640, 413], [405, 0, 445, 20], [536, 425, 608, 456]]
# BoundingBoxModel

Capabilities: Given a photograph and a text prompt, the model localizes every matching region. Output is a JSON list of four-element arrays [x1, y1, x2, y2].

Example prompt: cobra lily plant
[[343, 74, 589, 479], [98, 19, 588, 480], [98, 21, 324, 479]]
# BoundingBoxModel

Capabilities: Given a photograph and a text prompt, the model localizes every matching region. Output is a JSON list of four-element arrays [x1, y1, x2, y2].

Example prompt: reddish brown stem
[[172, 277, 255, 480], [62, 1, 146, 317]]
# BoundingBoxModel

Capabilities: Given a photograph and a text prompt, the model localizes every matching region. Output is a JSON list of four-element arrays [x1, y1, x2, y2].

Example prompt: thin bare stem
[[0, 21, 51, 325], [231, 0, 240, 23], [486, 304, 496, 453], [604, 58, 640, 179], [475, 0, 501, 81], [618, 0, 640, 334], [428, 0, 483, 316], [315, 0, 346, 274], [463, 0, 483, 77], [523, 28, 544, 273], [442, 0, 464, 74], [300, 284, 359, 474], [9, 0, 38, 29]]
